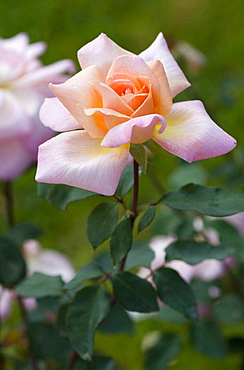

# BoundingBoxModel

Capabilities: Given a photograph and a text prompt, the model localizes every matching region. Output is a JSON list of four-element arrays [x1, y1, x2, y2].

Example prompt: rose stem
[[119, 159, 139, 272]]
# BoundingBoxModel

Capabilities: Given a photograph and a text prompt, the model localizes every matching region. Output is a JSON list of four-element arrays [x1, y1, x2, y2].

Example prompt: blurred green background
[[0, 0, 243, 368]]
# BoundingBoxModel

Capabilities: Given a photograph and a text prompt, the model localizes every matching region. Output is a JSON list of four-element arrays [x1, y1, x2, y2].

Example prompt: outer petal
[[12, 59, 76, 89], [50, 66, 107, 138], [40, 97, 81, 132], [139, 33, 191, 98], [0, 90, 31, 140], [101, 114, 166, 148], [153, 100, 237, 162], [36, 131, 130, 196], [78, 33, 132, 77], [0, 137, 33, 181]]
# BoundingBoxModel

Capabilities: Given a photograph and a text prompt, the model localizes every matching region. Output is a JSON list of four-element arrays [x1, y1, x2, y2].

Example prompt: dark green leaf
[[63, 261, 105, 291], [15, 272, 63, 298], [213, 293, 244, 324], [98, 304, 134, 334], [5, 222, 43, 245], [138, 206, 156, 233], [0, 237, 26, 286], [228, 337, 244, 354], [144, 333, 181, 370], [111, 271, 158, 313], [74, 355, 116, 370], [159, 183, 244, 216], [93, 251, 114, 274], [153, 267, 198, 320], [66, 284, 110, 361], [28, 322, 69, 359], [115, 164, 133, 198], [87, 202, 118, 249], [191, 319, 227, 359], [165, 240, 235, 265], [206, 219, 244, 258], [110, 215, 132, 267], [37, 183, 96, 210], [125, 242, 154, 270], [175, 219, 194, 238], [129, 144, 147, 173]]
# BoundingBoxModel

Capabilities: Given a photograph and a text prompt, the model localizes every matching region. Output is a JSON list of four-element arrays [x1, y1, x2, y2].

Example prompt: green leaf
[[63, 261, 105, 291], [115, 164, 134, 198], [37, 183, 96, 210], [28, 322, 69, 360], [159, 183, 244, 216], [144, 139, 171, 159], [98, 304, 134, 334], [87, 202, 118, 249], [206, 219, 244, 258], [66, 284, 110, 361], [191, 319, 227, 359], [138, 206, 156, 233], [213, 293, 244, 324], [153, 267, 198, 320], [15, 272, 63, 298], [0, 237, 26, 286], [73, 355, 116, 370], [165, 240, 235, 265], [125, 242, 155, 270], [129, 144, 147, 173], [144, 333, 181, 370], [110, 215, 132, 267], [4, 222, 43, 245], [111, 271, 158, 313]]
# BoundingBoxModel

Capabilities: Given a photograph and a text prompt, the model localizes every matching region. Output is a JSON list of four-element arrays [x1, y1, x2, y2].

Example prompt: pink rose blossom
[[36, 33, 236, 195], [0, 33, 75, 180]]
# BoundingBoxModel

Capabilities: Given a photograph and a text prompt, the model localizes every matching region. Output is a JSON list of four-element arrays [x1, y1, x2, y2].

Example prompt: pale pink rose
[[0, 286, 12, 320], [36, 33, 236, 196], [22, 239, 76, 283], [138, 235, 194, 283], [0, 33, 75, 180]]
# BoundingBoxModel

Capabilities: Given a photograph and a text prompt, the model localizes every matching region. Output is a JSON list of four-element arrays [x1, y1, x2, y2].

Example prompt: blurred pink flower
[[36, 33, 236, 195], [139, 217, 235, 284], [0, 33, 75, 180], [0, 239, 75, 320]]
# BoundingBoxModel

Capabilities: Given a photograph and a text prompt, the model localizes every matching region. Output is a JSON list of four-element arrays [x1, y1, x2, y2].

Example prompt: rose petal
[[0, 91, 32, 140], [85, 108, 129, 130], [153, 100, 237, 162], [90, 80, 134, 117], [107, 55, 161, 104], [101, 114, 166, 148], [147, 60, 172, 116], [36, 131, 130, 196], [78, 33, 132, 77], [139, 32, 191, 98], [50, 66, 108, 138], [40, 97, 81, 132], [12, 59, 76, 89], [0, 137, 33, 181]]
